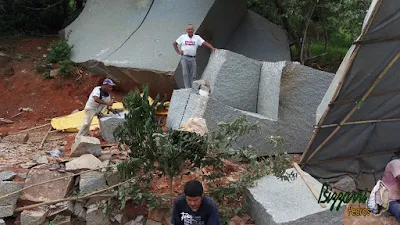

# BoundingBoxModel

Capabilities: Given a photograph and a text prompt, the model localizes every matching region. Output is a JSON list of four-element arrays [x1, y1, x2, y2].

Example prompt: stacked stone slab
[[244, 168, 345, 225], [167, 49, 334, 155]]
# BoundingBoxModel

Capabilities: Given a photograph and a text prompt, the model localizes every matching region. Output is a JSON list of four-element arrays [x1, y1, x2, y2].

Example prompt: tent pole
[[333, 87, 400, 105], [354, 35, 400, 45], [317, 117, 400, 128], [306, 50, 400, 162], [301, 149, 399, 165], [299, 0, 383, 163]]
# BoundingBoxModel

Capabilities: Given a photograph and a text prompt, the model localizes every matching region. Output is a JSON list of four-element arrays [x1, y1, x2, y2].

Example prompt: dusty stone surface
[[20, 169, 74, 202], [79, 171, 107, 194], [0, 171, 17, 181], [65, 154, 102, 171], [34, 155, 49, 164], [20, 207, 49, 225], [0, 204, 17, 218], [245, 168, 344, 225], [166, 89, 191, 129], [86, 205, 111, 225], [47, 201, 74, 219], [333, 176, 356, 192], [0, 218, 5, 225], [71, 136, 102, 157]]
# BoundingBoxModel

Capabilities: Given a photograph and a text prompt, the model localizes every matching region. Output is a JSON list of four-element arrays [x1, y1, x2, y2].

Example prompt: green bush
[[59, 60, 74, 78], [46, 39, 73, 63]]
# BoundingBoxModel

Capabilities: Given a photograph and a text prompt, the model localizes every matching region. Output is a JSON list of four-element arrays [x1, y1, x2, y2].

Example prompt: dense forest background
[[0, 0, 371, 72]]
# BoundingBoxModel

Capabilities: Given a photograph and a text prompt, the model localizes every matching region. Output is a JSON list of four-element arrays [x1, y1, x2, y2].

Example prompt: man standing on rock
[[75, 78, 115, 139], [173, 24, 216, 88], [171, 180, 220, 225]]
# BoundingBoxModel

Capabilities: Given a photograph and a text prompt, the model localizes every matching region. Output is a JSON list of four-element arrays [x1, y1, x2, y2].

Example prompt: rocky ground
[[0, 37, 399, 225]]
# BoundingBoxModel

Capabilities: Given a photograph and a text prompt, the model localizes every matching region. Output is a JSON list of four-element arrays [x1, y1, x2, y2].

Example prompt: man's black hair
[[184, 180, 203, 197]]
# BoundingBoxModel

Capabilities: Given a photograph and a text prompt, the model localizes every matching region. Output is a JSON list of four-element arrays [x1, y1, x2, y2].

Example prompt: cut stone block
[[73, 201, 86, 221], [0, 171, 17, 181], [180, 93, 209, 126], [99, 112, 126, 142], [201, 49, 262, 112], [0, 219, 5, 225], [20, 207, 49, 225], [244, 168, 344, 225], [86, 206, 111, 225], [20, 169, 74, 202], [79, 171, 107, 195], [333, 176, 356, 192], [71, 136, 102, 157], [166, 89, 191, 129], [257, 61, 286, 121], [65, 154, 102, 171], [47, 201, 74, 219]]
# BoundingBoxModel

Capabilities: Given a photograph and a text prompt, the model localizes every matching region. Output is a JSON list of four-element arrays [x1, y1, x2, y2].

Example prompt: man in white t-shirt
[[75, 78, 115, 139], [173, 24, 216, 88]]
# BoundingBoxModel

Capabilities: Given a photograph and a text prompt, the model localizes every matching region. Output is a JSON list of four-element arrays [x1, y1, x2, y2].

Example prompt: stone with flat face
[[20, 169, 74, 202]]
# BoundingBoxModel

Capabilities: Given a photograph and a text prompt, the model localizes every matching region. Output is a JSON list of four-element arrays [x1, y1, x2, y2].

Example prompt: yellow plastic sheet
[[51, 99, 169, 133], [51, 102, 125, 133]]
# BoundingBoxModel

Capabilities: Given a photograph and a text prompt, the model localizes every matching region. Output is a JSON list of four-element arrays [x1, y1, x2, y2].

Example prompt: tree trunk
[[273, 0, 301, 60], [300, 1, 318, 64]]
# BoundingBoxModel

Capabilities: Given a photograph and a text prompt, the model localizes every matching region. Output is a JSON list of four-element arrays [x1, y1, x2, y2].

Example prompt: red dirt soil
[[0, 37, 124, 135]]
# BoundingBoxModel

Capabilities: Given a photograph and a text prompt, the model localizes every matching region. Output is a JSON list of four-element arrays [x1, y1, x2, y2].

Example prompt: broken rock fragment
[[71, 136, 102, 157], [20, 206, 49, 225], [65, 154, 102, 171], [0, 181, 22, 217], [20, 169, 74, 202]]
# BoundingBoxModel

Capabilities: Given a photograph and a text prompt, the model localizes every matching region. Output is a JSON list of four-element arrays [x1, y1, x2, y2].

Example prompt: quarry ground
[[0, 37, 397, 225]]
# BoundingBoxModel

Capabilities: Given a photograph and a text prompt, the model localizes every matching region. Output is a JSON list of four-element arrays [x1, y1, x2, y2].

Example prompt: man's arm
[[202, 41, 216, 53], [171, 201, 182, 225], [206, 200, 220, 225], [173, 41, 183, 55], [93, 96, 113, 107]]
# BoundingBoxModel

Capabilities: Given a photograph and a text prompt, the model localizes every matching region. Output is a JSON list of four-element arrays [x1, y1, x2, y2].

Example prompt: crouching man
[[171, 180, 220, 225], [382, 158, 400, 221]]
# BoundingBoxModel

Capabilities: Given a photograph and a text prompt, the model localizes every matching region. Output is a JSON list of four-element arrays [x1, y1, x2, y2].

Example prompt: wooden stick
[[300, 0, 383, 163], [293, 163, 326, 208], [9, 123, 51, 135], [316, 117, 400, 129], [300, 149, 399, 165], [333, 88, 400, 105], [10, 112, 24, 118], [39, 126, 52, 149], [306, 50, 400, 162], [15, 178, 135, 212], [0, 165, 117, 200]]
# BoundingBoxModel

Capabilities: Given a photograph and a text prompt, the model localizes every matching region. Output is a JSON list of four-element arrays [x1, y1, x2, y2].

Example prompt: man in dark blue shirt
[[171, 180, 220, 225]]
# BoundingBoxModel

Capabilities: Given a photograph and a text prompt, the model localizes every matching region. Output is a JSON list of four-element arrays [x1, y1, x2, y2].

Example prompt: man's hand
[[211, 47, 216, 53], [177, 50, 184, 55], [107, 100, 114, 107]]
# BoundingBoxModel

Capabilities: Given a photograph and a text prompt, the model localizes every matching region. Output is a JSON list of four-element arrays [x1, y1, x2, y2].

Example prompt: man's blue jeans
[[388, 200, 400, 221]]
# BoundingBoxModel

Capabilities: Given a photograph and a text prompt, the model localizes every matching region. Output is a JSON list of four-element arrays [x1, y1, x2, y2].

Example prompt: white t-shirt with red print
[[175, 34, 205, 57]]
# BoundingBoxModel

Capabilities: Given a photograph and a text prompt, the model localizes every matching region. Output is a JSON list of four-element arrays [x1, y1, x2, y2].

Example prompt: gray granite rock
[[244, 168, 344, 225], [86, 205, 111, 225], [202, 49, 262, 112], [34, 156, 48, 164], [0, 171, 17, 181], [0, 205, 16, 218], [166, 89, 191, 129], [65, 154, 102, 171], [333, 176, 356, 192], [79, 171, 107, 195], [257, 61, 286, 121], [99, 112, 126, 142], [20, 207, 49, 225], [0, 218, 5, 225], [0, 181, 22, 206], [71, 136, 102, 157], [225, 10, 291, 62], [180, 93, 209, 126]]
